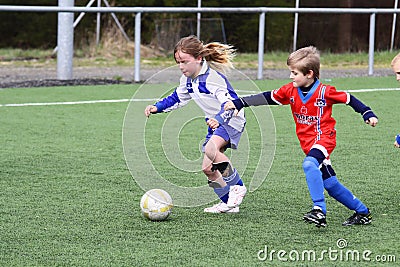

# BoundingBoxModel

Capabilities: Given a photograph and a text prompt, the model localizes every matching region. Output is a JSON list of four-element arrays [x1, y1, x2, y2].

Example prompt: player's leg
[[321, 163, 369, 213], [213, 161, 247, 208], [203, 128, 246, 212], [202, 154, 236, 213], [209, 127, 246, 208], [202, 135, 230, 201], [321, 164, 371, 226], [302, 147, 327, 227], [205, 134, 246, 198], [201, 127, 229, 187]]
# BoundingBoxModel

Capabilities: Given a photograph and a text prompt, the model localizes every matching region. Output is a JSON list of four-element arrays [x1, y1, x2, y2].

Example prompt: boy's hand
[[224, 101, 239, 116], [366, 117, 378, 127], [144, 105, 158, 117], [224, 101, 235, 111]]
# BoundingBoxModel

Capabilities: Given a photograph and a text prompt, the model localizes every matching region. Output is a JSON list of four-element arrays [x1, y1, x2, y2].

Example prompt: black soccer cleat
[[303, 208, 327, 228], [342, 210, 372, 226]]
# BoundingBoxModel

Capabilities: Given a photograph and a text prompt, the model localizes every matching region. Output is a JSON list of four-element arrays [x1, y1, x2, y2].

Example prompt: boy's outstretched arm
[[347, 94, 378, 127], [224, 91, 278, 111]]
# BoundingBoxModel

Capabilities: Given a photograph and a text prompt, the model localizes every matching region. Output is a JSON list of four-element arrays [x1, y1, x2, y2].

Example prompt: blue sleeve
[[232, 91, 277, 110], [154, 90, 181, 113], [348, 94, 377, 121]]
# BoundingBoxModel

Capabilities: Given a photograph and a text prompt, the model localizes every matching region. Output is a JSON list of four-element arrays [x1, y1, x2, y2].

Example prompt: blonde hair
[[287, 46, 320, 79], [391, 52, 400, 67], [174, 35, 236, 75]]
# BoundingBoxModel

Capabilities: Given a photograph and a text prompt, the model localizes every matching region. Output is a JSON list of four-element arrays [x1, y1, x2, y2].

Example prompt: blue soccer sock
[[303, 156, 326, 214], [323, 176, 369, 214], [214, 184, 230, 203], [223, 169, 243, 186]]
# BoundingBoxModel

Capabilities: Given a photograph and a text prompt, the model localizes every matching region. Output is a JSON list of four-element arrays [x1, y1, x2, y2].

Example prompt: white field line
[[0, 98, 158, 107], [346, 88, 400, 93], [0, 88, 399, 107]]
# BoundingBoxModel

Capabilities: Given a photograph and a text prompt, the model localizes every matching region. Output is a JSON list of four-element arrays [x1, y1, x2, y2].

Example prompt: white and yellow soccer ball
[[140, 189, 173, 221]]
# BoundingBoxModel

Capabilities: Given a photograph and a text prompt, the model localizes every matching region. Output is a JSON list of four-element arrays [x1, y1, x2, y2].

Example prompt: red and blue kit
[[231, 77, 377, 224], [271, 80, 349, 154], [232, 79, 376, 156]]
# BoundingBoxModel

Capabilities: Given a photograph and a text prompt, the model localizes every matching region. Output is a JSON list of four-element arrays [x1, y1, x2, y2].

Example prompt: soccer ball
[[140, 189, 173, 221]]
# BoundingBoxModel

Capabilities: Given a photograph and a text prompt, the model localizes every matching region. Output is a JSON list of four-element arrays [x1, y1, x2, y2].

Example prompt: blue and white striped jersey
[[154, 62, 245, 132]]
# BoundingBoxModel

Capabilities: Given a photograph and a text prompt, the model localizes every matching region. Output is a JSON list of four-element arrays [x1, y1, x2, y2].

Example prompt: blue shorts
[[202, 125, 242, 152]]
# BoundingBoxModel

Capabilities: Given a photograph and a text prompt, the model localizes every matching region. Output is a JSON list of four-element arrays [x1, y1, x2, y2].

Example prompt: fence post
[[293, 0, 299, 51], [368, 13, 375, 76], [134, 12, 141, 82], [96, 0, 101, 45], [257, 12, 265, 80], [57, 0, 74, 80], [391, 0, 398, 51]]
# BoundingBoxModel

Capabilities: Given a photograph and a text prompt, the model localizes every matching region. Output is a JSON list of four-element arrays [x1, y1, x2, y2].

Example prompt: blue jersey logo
[[315, 98, 326, 107]]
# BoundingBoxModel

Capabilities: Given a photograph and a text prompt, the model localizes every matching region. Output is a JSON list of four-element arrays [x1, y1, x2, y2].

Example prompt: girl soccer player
[[225, 46, 378, 227], [144, 35, 247, 213]]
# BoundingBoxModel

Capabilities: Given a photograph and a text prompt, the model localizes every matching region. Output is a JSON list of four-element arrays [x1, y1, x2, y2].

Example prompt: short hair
[[391, 52, 400, 67], [287, 46, 320, 79]]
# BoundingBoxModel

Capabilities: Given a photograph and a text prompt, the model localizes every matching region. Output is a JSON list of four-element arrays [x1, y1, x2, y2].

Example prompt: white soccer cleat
[[203, 202, 239, 213], [227, 185, 247, 208]]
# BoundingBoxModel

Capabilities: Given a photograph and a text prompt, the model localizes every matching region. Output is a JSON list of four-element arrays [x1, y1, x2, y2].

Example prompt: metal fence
[[1, 4, 400, 81]]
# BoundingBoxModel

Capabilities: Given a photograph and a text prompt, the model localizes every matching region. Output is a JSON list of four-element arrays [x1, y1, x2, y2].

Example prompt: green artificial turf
[[0, 77, 399, 266]]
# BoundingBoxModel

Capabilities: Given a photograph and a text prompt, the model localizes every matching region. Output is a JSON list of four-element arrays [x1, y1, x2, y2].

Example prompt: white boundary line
[[0, 88, 399, 107], [346, 88, 400, 93], [0, 98, 158, 107]]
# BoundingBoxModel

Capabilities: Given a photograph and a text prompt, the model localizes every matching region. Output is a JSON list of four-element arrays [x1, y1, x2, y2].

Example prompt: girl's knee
[[202, 164, 213, 176], [204, 143, 217, 161]]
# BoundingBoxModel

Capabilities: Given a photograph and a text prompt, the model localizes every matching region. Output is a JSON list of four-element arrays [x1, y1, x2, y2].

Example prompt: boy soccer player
[[225, 46, 378, 227], [144, 36, 247, 213]]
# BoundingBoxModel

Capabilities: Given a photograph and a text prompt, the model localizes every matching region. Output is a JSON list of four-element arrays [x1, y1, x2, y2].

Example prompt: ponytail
[[201, 42, 236, 75]]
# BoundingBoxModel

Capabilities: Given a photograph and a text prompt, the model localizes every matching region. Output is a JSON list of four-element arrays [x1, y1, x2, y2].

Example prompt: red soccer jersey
[[271, 80, 350, 154]]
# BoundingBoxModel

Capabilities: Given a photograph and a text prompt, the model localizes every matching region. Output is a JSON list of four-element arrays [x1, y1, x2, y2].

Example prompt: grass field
[[0, 76, 399, 266]]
